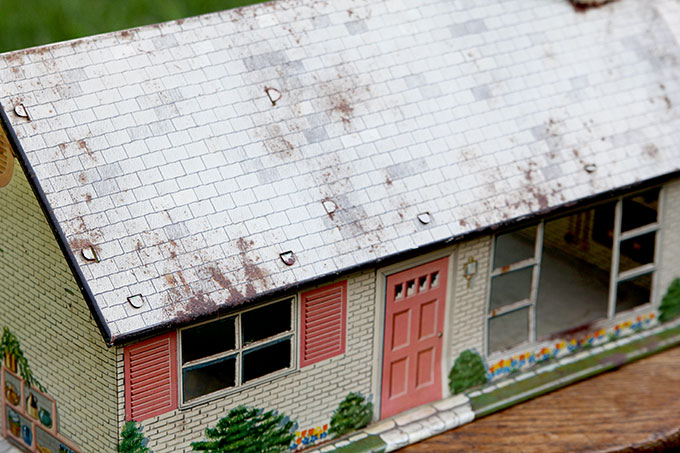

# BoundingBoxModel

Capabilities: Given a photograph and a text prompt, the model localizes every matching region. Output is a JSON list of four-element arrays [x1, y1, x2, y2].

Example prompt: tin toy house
[[0, 0, 679, 451]]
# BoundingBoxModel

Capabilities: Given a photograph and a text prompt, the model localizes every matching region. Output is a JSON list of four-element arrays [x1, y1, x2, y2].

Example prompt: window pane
[[242, 299, 292, 345], [591, 201, 617, 248], [616, 273, 652, 314], [182, 317, 235, 364], [489, 268, 533, 312], [619, 232, 656, 273], [242, 338, 291, 382], [493, 225, 537, 269], [536, 207, 611, 339], [488, 308, 529, 354], [183, 356, 236, 401], [622, 188, 659, 232]]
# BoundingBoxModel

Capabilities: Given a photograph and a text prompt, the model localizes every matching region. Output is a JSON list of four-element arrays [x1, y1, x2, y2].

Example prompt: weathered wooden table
[[401, 346, 680, 452]]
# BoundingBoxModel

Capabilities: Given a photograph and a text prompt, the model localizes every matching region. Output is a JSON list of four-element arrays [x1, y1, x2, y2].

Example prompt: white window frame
[[178, 296, 297, 407], [486, 187, 662, 356], [486, 224, 543, 354]]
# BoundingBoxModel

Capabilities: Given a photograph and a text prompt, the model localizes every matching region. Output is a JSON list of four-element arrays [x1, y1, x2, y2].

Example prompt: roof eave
[[111, 167, 680, 346]]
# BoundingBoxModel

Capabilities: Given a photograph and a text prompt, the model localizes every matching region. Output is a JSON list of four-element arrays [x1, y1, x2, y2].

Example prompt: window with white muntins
[[124, 281, 348, 415], [487, 187, 661, 355], [179, 297, 295, 404]]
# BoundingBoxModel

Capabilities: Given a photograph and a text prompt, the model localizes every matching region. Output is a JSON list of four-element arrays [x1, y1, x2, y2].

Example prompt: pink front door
[[381, 257, 448, 419]]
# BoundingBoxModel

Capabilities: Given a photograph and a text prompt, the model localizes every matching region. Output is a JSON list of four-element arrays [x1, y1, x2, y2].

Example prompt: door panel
[[419, 301, 437, 339], [389, 358, 409, 398], [392, 310, 411, 350], [416, 348, 435, 388], [381, 257, 448, 419]]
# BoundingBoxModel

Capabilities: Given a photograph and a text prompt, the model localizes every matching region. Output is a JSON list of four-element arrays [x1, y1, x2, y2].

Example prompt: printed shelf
[[1, 365, 80, 453]]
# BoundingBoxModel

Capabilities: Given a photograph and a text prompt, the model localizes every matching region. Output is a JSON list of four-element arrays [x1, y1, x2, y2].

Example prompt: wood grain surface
[[401, 346, 680, 452]]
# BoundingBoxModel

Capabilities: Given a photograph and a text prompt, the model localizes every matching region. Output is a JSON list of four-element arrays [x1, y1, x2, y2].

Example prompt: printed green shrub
[[329, 392, 373, 438], [659, 278, 680, 323], [0, 327, 46, 392], [448, 349, 488, 394], [191, 405, 296, 453], [118, 421, 150, 453]]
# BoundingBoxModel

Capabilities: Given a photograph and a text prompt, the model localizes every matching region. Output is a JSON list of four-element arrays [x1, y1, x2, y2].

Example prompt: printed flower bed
[[487, 313, 656, 380]]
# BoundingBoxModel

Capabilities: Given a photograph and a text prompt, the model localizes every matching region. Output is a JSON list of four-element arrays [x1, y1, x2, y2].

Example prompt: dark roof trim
[[0, 103, 113, 346], [115, 168, 680, 346]]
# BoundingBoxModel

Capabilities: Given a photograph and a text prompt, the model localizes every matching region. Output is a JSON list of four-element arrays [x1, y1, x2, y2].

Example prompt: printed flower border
[[487, 313, 656, 380], [290, 424, 329, 450]]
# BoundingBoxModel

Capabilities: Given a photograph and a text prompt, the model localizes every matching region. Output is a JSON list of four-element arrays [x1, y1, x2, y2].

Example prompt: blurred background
[[0, 0, 262, 53]]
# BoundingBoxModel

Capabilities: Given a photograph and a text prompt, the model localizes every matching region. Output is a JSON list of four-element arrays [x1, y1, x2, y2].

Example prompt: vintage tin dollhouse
[[0, 0, 679, 451]]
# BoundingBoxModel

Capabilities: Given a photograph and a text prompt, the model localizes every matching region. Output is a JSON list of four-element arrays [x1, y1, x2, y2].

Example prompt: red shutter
[[124, 332, 178, 421], [300, 281, 347, 367]]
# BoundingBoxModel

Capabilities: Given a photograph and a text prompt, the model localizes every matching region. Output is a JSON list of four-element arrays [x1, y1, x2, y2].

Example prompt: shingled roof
[[1, 0, 679, 344]]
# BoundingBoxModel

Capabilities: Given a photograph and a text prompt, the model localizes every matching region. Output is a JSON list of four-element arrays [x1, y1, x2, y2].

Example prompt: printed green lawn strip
[[471, 325, 680, 418]]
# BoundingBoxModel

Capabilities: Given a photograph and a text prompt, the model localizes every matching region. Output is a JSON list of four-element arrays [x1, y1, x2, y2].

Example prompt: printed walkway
[[400, 344, 680, 452]]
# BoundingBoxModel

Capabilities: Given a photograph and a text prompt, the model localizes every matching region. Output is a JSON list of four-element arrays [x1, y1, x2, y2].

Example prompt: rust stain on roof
[[644, 144, 659, 159], [236, 238, 267, 297], [163, 270, 204, 321], [167, 240, 179, 260], [173, 291, 218, 323], [68, 237, 102, 260], [118, 29, 136, 41], [532, 189, 549, 210], [209, 266, 232, 289], [264, 136, 295, 159], [510, 161, 551, 211], [331, 95, 354, 123], [77, 139, 94, 158], [664, 96, 672, 110], [208, 266, 245, 305], [165, 273, 177, 287]]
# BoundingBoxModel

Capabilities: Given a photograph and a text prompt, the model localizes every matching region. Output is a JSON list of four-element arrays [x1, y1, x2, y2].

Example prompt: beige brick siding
[[120, 270, 376, 452], [0, 159, 118, 451], [658, 179, 680, 301], [447, 238, 491, 366]]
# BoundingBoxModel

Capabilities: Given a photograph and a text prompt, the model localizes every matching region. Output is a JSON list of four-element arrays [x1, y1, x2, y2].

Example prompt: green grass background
[[0, 0, 264, 53]]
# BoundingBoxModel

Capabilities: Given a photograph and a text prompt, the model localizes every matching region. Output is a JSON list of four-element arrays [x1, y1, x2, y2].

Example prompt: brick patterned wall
[[0, 159, 118, 451], [658, 179, 680, 301], [119, 270, 376, 452], [447, 237, 491, 365]]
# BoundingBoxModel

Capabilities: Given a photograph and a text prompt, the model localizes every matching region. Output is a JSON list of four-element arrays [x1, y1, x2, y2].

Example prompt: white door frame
[[370, 245, 457, 419]]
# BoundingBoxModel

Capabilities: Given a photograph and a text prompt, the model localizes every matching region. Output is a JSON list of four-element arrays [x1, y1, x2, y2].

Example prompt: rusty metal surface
[[0, 0, 679, 342]]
